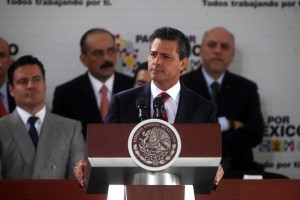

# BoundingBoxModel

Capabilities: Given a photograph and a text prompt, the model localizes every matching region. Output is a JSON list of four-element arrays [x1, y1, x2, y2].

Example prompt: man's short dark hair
[[80, 28, 115, 54], [7, 55, 45, 85], [149, 27, 191, 60], [133, 61, 148, 82]]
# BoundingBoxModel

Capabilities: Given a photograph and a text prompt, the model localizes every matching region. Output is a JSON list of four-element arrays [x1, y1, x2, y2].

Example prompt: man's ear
[[8, 84, 14, 97], [180, 58, 188, 71], [199, 44, 203, 58], [80, 54, 88, 67]]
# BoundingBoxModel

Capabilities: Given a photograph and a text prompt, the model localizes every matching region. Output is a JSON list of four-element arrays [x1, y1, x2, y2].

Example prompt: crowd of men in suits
[[0, 26, 266, 181]]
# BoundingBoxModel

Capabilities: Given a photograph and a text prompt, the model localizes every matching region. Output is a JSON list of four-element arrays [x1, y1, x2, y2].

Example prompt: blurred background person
[[0, 37, 15, 118], [133, 61, 151, 88], [52, 28, 134, 139], [181, 27, 265, 177]]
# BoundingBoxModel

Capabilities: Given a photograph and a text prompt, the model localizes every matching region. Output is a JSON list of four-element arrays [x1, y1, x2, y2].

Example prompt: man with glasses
[[52, 28, 133, 139]]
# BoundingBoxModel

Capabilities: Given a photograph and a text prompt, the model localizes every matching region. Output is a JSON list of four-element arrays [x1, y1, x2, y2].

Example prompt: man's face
[[9, 64, 46, 112], [200, 28, 235, 76], [80, 32, 117, 82], [0, 39, 12, 81], [134, 69, 151, 88], [148, 38, 187, 90]]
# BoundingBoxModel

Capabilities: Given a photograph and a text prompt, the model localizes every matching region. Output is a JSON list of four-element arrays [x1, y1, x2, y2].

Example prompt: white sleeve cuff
[[218, 116, 229, 132]]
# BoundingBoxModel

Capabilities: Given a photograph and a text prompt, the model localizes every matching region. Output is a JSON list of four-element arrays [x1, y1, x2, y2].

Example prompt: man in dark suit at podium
[[74, 26, 224, 185], [181, 27, 264, 176], [52, 28, 134, 139]]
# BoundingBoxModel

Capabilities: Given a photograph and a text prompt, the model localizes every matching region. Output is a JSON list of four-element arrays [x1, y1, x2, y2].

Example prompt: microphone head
[[153, 97, 164, 109], [136, 98, 147, 109]]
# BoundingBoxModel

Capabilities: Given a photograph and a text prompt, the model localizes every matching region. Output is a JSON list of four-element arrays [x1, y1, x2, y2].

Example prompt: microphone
[[153, 97, 166, 121], [136, 98, 148, 121]]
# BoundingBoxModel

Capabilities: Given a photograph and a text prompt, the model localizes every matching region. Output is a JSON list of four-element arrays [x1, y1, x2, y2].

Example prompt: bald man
[[181, 27, 264, 176]]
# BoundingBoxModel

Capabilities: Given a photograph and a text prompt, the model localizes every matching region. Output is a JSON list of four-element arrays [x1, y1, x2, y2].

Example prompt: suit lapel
[[112, 72, 122, 94], [131, 83, 151, 122], [79, 73, 101, 121], [9, 110, 36, 170], [142, 83, 152, 119], [32, 112, 60, 178], [218, 72, 235, 111], [175, 84, 194, 123], [195, 68, 211, 100]]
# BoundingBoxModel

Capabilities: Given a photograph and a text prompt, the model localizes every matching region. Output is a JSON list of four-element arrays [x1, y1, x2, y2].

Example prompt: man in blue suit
[[74, 27, 224, 186]]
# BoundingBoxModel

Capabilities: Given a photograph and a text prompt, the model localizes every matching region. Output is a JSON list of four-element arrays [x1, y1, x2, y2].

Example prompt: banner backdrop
[[1, 0, 300, 178]]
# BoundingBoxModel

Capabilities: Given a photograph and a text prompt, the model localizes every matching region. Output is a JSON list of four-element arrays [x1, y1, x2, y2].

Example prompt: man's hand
[[74, 160, 224, 190], [74, 160, 87, 187], [227, 118, 244, 130], [233, 120, 244, 129], [214, 165, 224, 187]]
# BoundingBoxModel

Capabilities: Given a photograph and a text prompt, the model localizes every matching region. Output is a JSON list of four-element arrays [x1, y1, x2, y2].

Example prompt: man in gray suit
[[0, 55, 85, 179]]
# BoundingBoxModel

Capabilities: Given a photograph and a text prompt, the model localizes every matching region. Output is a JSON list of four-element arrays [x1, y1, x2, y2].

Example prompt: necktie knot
[[100, 85, 108, 95], [211, 81, 220, 91], [28, 116, 39, 126], [157, 92, 170, 103]]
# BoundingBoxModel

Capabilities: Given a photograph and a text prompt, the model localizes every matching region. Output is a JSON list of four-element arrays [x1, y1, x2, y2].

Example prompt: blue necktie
[[28, 116, 39, 149]]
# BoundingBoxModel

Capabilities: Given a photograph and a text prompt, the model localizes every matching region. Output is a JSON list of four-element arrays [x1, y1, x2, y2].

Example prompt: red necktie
[[0, 92, 8, 118], [153, 92, 170, 121], [100, 85, 109, 120]]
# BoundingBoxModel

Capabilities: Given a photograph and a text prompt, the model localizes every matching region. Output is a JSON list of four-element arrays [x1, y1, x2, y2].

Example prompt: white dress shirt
[[150, 80, 180, 124], [202, 67, 229, 132], [88, 72, 114, 109], [16, 106, 46, 137]]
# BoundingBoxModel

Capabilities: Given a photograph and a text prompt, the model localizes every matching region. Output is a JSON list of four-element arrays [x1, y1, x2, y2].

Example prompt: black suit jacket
[[181, 67, 264, 171], [7, 85, 16, 113], [52, 71, 134, 139], [105, 82, 217, 124], [2, 83, 16, 114]]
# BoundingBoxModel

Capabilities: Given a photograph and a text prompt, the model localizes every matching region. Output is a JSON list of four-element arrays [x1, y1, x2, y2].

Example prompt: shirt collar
[[16, 106, 46, 125], [88, 71, 115, 94], [150, 80, 181, 103], [201, 67, 225, 86]]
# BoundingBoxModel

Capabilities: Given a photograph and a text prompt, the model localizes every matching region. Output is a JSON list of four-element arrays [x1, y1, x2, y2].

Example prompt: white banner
[[1, 0, 299, 178]]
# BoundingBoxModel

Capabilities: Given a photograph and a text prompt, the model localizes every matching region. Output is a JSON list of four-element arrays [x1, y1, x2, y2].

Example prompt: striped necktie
[[153, 92, 170, 121]]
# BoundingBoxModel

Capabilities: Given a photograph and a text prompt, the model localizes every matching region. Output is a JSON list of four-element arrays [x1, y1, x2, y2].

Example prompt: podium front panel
[[85, 123, 221, 194]]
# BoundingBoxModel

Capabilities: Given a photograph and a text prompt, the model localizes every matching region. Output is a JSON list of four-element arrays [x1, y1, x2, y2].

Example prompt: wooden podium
[[84, 123, 221, 200]]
